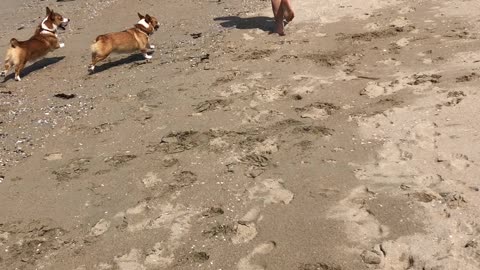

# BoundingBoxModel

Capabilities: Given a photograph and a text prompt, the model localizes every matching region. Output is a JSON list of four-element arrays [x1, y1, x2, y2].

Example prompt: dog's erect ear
[[138, 13, 145, 19], [145, 14, 152, 23], [46, 7, 53, 16]]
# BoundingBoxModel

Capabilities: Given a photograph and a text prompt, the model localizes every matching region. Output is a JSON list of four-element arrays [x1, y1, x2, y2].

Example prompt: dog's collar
[[41, 17, 57, 35], [41, 27, 57, 34], [136, 26, 152, 37]]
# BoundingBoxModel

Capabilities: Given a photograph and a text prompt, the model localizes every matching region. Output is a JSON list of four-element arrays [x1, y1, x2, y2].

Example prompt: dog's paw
[[88, 65, 95, 74], [149, 44, 155, 50], [15, 75, 21, 81], [59, 43, 65, 48], [143, 53, 153, 60]]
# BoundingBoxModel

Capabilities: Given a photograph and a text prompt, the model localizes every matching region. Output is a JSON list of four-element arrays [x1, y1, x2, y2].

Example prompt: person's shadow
[[214, 16, 274, 32], [2, 56, 65, 82]]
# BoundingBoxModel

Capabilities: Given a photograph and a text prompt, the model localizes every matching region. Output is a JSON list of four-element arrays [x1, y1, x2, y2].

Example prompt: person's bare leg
[[271, 0, 285, 35], [282, 0, 295, 22]]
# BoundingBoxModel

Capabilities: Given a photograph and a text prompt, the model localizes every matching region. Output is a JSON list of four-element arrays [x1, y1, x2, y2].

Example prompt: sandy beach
[[0, 0, 479, 269]]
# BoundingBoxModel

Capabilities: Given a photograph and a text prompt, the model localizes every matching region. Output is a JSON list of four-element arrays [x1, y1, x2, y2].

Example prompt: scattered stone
[[190, 33, 202, 39], [44, 153, 63, 161], [53, 93, 76, 99], [465, 240, 478, 248], [90, 219, 111, 237]]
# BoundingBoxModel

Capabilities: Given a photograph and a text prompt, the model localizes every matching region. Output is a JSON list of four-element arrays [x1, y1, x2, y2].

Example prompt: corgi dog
[[88, 13, 160, 73], [1, 7, 70, 81]]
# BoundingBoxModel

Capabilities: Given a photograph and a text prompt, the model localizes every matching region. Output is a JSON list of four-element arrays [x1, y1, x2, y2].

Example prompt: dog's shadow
[[91, 54, 150, 74], [214, 16, 273, 32], [2, 56, 65, 82]]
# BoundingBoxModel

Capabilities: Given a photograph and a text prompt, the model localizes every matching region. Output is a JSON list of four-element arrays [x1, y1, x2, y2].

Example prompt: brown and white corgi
[[1, 7, 70, 82], [88, 13, 160, 73]]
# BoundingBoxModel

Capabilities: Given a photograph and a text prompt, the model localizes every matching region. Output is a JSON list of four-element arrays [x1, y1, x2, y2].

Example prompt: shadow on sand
[[2, 56, 65, 82], [214, 16, 274, 32], [90, 54, 150, 74]]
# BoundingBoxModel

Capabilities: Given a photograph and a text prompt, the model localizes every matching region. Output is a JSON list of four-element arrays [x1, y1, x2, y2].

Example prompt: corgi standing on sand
[[1, 7, 70, 81], [88, 13, 160, 73]]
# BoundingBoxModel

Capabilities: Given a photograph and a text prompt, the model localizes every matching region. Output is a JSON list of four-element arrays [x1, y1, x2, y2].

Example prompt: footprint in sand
[[395, 37, 410, 47], [364, 22, 380, 31], [237, 242, 276, 270], [240, 207, 262, 223], [398, 6, 416, 14], [291, 74, 332, 95], [405, 122, 437, 150], [413, 173, 444, 187], [241, 109, 284, 125], [232, 222, 258, 245], [94, 263, 113, 270], [378, 58, 402, 66], [248, 178, 294, 205], [114, 249, 146, 270], [113, 202, 198, 268], [141, 172, 162, 188], [295, 102, 339, 120], [235, 180, 293, 245], [361, 73, 440, 98], [328, 186, 389, 243], [253, 85, 288, 103], [221, 82, 255, 97], [437, 153, 472, 170], [243, 33, 255, 41], [144, 242, 174, 268], [229, 207, 263, 245], [389, 17, 411, 28]]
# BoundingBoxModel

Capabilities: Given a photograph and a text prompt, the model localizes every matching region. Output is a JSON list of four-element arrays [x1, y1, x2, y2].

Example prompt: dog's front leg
[[141, 48, 152, 60], [146, 37, 155, 50], [55, 40, 65, 49]]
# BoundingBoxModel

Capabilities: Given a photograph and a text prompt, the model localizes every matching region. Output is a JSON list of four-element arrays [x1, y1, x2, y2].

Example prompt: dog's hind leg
[[14, 60, 26, 81], [88, 53, 109, 73]]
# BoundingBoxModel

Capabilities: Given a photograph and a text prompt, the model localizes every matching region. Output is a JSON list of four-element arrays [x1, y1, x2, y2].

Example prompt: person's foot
[[284, 9, 295, 23], [275, 19, 285, 36]]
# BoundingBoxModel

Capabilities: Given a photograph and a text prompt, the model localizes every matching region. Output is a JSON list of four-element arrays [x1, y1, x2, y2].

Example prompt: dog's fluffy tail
[[90, 42, 99, 54], [90, 35, 107, 53], [10, 38, 19, 48]]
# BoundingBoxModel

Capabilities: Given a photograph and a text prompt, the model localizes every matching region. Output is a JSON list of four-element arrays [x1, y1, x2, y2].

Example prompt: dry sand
[[1, 0, 480, 269]]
